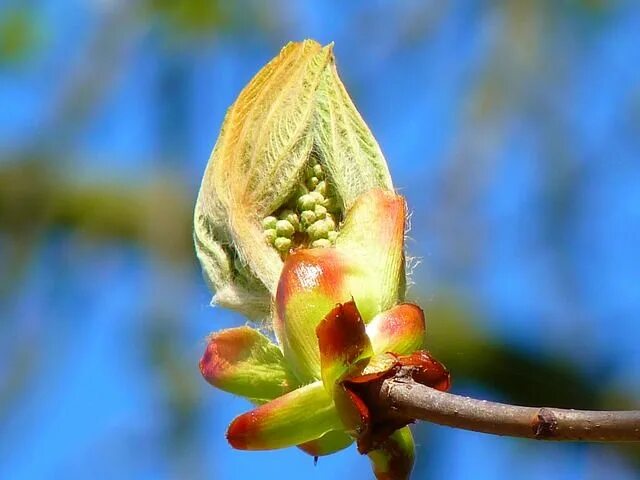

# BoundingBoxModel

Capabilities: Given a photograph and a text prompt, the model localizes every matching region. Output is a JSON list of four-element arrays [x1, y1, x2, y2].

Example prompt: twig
[[375, 376, 640, 442]]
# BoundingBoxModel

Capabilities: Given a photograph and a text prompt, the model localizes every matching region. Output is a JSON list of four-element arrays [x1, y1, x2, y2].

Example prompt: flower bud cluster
[[263, 157, 341, 254]]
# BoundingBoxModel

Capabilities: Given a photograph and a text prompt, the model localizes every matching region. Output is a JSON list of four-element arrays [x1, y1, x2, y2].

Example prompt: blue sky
[[1, 1, 639, 478]]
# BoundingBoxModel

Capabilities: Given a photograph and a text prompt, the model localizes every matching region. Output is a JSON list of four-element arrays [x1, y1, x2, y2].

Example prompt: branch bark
[[375, 376, 640, 442]]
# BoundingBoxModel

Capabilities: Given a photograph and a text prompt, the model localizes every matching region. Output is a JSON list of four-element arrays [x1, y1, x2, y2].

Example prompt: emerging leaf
[[226, 381, 342, 450], [316, 300, 373, 391], [199, 326, 296, 402], [274, 247, 355, 382], [335, 188, 407, 321], [194, 40, 394, 320], [274, 189, 408, 382], [297, 430, 354, 457], [368, 427, 415, 480], [367, 303, 426, 356]]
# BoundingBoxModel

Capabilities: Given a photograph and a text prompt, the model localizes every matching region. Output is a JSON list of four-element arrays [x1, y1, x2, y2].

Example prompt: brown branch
[[374, 375, 640, 442]]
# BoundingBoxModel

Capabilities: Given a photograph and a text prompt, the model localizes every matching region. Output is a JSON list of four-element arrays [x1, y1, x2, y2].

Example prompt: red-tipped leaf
[[316, 300, 373, 390], [367, 303, 426, 355]]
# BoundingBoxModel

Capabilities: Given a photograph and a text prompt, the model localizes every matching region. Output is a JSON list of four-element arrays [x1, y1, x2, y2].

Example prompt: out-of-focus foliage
[[146, 0, 228, 35], [0, 6, 40, 65]]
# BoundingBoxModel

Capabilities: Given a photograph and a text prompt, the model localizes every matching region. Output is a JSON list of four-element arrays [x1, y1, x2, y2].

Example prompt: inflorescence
[[263, 157, 342, 254]]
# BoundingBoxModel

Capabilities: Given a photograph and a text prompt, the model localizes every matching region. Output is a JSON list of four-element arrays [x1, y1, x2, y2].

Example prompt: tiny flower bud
[[280, 210, 301, 232], [300, 210, 317, 227], [298, 194, 316, 211], [312, 239, 332, 248], [264, 229, 277, 245], [309, 191, 325, 204], [262, 216, 278, 230], [314, 204, 327, 219], [308, 176, 320, 189], [324, 215, 336, 231], [315, 180, 327, 196], [275, 220, 295, 238], [274, 237, 292, 252], [308, 220, 329, 240]]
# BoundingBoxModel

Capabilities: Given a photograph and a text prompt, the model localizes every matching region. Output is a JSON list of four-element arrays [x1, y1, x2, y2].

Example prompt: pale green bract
[[193, 40, 393, 320]]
